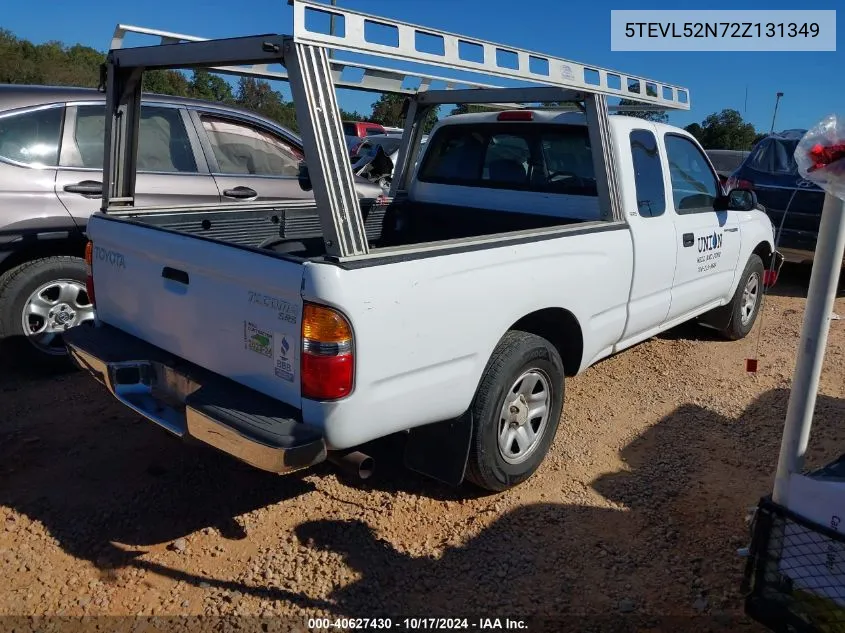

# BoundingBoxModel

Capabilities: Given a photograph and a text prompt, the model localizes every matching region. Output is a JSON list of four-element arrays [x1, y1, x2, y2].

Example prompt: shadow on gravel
[[283, 388, 844, 625], [764, 262, 844, 300], [0, 343, 77, 389], [0, 398, 315, 569], [4, 383, 845, 626]]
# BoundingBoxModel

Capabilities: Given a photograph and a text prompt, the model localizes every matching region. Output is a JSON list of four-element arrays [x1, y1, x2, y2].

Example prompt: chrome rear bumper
[[64, 324, 326, 474]]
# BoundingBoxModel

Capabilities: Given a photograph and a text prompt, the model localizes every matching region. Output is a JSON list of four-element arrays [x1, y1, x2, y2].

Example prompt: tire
[[719, 254, 765, 341], [0, 256, 94, 373], [465, 330, 565, 492]]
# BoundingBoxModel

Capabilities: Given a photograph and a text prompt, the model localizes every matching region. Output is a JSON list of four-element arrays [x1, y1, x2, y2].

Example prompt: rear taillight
[[301, 302, 354, 400], [764, 269, 779, 287], [84, 241, 96, 307]]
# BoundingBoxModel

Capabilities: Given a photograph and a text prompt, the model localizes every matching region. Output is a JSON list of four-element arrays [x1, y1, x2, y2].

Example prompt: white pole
[[772, 192, 845, 507]]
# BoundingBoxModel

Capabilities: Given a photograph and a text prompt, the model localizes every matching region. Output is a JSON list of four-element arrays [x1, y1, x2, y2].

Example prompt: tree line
[[0, 29, 365, 133], [1, 28, 769, 150]]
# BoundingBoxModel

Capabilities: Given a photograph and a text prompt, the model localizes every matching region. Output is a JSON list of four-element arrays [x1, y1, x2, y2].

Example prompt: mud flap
[[698, 302, 733, 331], [403, 411, 473, 486]]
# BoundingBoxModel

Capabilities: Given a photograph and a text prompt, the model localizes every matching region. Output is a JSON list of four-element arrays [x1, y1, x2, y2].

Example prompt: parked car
[[705, 149, 750, 187], [342, 120, 386, 157], [727, 129, 830, 264], [350, 133, 429, 189], [0, 84, 383, 369]]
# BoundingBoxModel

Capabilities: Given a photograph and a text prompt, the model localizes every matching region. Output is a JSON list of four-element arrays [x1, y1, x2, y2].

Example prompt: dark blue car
[[728, 130, 827, 264]]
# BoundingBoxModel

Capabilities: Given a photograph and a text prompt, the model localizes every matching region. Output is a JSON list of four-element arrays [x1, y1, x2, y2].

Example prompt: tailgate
[[87, 215, 305, 408]]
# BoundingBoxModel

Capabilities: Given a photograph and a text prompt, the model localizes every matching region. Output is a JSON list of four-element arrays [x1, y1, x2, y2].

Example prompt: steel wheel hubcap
[[498, 369, 551, 465], [22, 279, 95, 355], [740, 273, 760, 326]]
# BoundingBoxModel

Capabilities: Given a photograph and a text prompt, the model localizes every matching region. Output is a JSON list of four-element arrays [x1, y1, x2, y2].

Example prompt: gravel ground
[[0, 265, 843, 632]]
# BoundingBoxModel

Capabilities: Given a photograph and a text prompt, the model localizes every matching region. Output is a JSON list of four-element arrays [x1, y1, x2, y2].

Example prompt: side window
[[364, 126, 383, 137], [0, 106, 63, 167], [664, 134, 719, 213], [67, 104, 197, 173], [629, 130, 666, 218], [201, 115, 303, 177]]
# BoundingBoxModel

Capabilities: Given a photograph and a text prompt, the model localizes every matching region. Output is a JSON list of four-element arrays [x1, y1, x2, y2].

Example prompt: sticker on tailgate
[[244, 321, 273, 358], [274, 332, 296, 383]]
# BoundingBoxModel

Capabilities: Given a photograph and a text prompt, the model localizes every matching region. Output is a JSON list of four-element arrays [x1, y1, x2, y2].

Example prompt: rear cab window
[[418, 123, 598, 197]]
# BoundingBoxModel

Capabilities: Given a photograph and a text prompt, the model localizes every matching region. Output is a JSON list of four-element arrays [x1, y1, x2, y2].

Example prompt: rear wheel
[[465, 330, 565, 492], [0, 256, 94, 372]]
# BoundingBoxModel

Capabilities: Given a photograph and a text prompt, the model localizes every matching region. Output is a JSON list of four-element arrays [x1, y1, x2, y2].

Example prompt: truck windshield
[[418, 123, 598, 197]]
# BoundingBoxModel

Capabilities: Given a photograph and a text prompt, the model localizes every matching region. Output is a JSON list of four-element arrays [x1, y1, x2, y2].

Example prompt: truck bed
[[122, 197, 587, 261]]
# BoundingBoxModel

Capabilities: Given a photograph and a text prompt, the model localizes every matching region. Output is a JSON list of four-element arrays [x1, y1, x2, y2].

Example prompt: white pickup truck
[[64, 1, 782, 492]]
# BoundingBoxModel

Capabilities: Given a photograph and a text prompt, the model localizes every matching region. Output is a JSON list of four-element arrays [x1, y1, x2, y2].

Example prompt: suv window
[[200, 115, 303, 177], [0, 106, 63, 167], [418, 123, 597, 196], [66, 104, 197, 173], [664, 134, 719, 213], [342, 122, 357, 136], [630, 130, 665, 218]]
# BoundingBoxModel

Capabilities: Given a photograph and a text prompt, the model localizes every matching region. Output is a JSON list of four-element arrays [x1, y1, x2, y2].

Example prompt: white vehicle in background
[[65, 0, 782, 493], [351, 133, 428, 190]]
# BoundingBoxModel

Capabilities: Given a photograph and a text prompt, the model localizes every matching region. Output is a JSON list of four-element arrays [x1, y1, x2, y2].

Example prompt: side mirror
[[297, 161, 312, 192], [715, 188, 757, 212]]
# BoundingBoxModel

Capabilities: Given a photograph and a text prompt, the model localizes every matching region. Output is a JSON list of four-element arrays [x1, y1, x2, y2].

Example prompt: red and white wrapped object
[[794, 114, 845, 201]]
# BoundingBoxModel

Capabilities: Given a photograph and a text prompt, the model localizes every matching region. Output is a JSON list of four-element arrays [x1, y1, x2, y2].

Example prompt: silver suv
[[0, 84, 382, 370]]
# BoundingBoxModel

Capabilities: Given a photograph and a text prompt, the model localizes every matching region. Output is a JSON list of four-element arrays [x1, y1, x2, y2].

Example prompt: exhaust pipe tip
[[328, 450, 375, 480]]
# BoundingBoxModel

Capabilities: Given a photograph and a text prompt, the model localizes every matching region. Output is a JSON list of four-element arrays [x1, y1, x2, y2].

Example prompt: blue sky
[[5, 0, 843, 132]]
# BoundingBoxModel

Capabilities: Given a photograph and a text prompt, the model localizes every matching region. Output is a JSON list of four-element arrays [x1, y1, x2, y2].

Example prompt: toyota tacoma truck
[[63, 0, 782, 492]]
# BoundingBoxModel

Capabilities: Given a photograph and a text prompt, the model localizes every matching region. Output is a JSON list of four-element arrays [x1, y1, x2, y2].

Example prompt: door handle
[[222, 186, 258, 199], [682, 233, 694, 247], [63, 180, 103, 196], [162, 266, 189, 285]]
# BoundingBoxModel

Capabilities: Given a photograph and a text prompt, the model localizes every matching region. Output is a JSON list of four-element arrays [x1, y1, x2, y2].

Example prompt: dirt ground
[[0, 264, 843, 632]]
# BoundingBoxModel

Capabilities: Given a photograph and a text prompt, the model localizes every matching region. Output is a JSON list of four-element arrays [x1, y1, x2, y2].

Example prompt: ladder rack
[[101, 0, 690, 262], [111, 24, 517, 97], [291, 0, 689, 110]]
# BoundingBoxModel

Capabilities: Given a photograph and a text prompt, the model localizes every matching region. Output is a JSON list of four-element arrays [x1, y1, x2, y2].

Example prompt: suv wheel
[[0, 256, 94, 372]]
